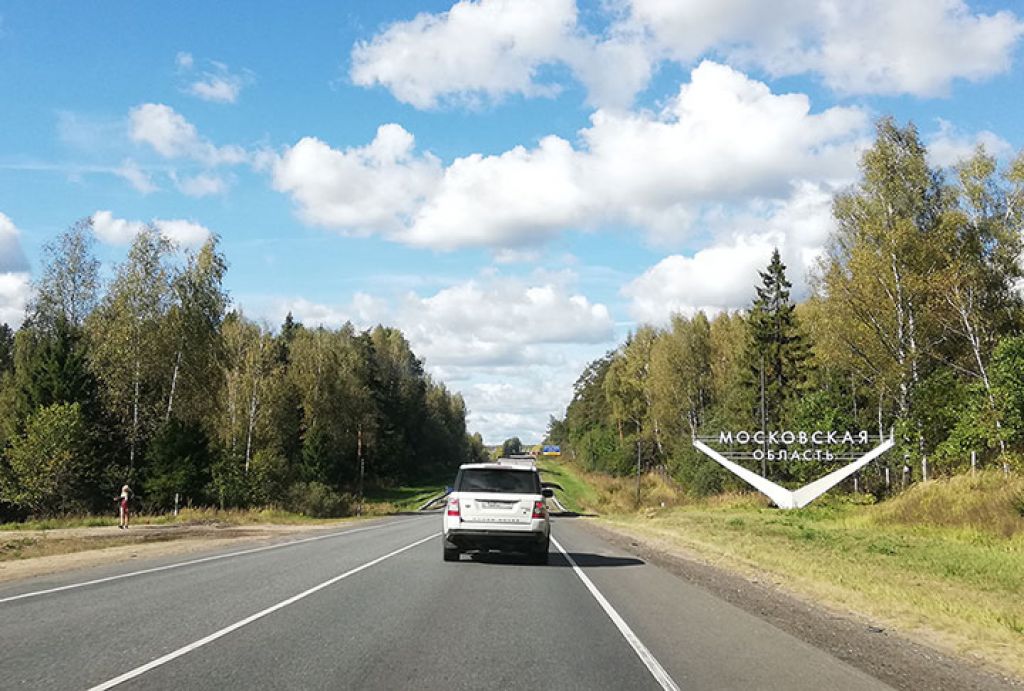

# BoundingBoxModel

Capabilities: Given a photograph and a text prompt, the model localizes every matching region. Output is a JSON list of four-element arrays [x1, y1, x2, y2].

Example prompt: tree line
[[0, 223, 487, 519], [549, 118, 1024, 496]]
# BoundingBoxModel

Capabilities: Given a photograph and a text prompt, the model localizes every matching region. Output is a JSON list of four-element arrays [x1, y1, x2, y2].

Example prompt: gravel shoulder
[[584, 517, 1023, 691]]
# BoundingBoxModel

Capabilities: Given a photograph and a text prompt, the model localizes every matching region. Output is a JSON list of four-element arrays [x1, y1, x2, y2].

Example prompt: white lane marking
[[87, 532, 438, 691], [0, 518, 420, 605], [551, 536, 681, 691]]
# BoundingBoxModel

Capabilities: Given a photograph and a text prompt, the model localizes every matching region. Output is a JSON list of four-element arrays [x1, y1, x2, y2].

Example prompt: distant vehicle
[[498, 455, 536, 468], [442, 462, 553, 564]]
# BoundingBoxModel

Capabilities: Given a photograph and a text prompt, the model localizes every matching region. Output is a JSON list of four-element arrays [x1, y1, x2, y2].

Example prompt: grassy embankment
[[538, 458, 1024, 678], [0, 483, 446, 562]]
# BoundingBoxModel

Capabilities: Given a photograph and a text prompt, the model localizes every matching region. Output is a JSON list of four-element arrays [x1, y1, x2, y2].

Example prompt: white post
[[884, 466, 890, 489], [971, 451, 977, 476], [921, 457, 929, 482], [174, 492, 179, 517]]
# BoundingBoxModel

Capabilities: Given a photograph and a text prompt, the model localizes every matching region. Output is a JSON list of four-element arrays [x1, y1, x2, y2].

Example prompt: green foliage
[[501, 437, 523, 457], [285, 481, 351, 517], [0, 323, 13, 374], [556, 119, 1024, 498], [0, 221, 476, 522], [745, 248, 810, 431], [247, 449, 291, 506], [209, 454, 248, 510], [0, 403, 87, 515], [144, 419, 213, 510], [467, 432, 490, 464], [991, 336, 1024, 443]]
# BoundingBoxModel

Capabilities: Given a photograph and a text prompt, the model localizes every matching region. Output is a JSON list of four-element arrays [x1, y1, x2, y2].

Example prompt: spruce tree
[[745, 248, 810, 435]]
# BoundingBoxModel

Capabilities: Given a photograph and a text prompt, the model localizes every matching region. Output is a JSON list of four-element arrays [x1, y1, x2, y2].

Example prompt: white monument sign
[[692, 430, 894, 509]]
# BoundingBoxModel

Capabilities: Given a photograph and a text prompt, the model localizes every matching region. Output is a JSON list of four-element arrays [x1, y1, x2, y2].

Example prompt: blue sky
[[1, 0, 1023, 443]]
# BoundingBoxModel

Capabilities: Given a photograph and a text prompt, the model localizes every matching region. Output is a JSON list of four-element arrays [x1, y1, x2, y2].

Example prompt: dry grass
[[867, 471, 1024, 537], [0, 529, 229, 562]]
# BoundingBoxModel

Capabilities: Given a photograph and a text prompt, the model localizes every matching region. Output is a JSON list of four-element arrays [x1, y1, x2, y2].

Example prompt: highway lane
[[0, 514, 890, 690]]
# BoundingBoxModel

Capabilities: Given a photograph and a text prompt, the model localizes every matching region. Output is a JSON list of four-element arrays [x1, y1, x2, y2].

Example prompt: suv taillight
[[447, 498, 460, 517], [531, 500, 546, 519]]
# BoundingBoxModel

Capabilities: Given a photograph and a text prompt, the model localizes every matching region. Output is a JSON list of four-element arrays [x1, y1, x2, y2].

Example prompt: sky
[[1, 0, 1023, 444]]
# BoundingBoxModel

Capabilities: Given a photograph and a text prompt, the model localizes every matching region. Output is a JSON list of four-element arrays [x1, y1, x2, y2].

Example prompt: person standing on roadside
[[118, 485, 132, 529]]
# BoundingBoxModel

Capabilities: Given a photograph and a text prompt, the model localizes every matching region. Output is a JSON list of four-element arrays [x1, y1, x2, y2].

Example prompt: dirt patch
[[0, 521, 353, 584], [583, 518, 1023, 691]]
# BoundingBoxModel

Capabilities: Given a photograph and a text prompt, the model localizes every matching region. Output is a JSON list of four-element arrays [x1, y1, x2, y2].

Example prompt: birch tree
[[86, 228, 173, 475], [820, 118, 946, 460], [29, 219, 100, 332], [163, 238, 228, 426]]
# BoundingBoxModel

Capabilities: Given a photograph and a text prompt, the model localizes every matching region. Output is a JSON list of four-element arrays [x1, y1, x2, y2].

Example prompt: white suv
[[442, 462, 552, 564]]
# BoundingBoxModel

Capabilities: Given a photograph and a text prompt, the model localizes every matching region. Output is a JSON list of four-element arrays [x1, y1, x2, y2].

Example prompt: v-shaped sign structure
[[692, 436, 894, 509]]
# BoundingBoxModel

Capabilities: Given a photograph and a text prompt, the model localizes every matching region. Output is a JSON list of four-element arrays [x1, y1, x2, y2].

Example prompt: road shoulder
[[580, 517, 1022, 691]]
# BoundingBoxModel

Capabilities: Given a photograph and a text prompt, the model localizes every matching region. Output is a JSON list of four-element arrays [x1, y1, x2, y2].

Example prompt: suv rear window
[[456, 469, 540, 494]]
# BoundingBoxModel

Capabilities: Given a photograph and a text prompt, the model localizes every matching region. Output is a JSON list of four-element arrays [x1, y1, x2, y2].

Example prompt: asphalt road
[[0, 514, 892, 691]]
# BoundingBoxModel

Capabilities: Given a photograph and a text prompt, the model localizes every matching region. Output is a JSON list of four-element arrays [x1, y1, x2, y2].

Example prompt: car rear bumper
[[445, 528, 549, 551]]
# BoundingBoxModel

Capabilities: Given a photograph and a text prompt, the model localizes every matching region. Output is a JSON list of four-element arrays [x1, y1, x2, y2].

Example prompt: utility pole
[[760, 353, 767, 477]]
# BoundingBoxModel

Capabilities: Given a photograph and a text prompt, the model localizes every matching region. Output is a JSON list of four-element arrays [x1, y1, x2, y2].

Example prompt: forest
[[0, 225, 487, 520], [549, 119, 1024, 497]]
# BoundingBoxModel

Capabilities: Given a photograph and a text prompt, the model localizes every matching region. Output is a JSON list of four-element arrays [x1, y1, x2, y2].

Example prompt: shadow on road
[[461, 551, 643, 568]]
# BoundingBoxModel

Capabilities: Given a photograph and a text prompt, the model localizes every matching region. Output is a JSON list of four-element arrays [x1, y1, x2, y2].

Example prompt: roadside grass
[[361, 483, 446, 513], [546, 459, 1024, 678], [0, 507, 347, 532], [0, 482, 447, 564], [538, 459, 691, 514], [0, 481, 449, 533], [537, 460, 600, 513]]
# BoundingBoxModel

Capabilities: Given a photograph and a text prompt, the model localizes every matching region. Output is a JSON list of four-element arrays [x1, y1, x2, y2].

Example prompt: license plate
[[479, 501, 513, 510]]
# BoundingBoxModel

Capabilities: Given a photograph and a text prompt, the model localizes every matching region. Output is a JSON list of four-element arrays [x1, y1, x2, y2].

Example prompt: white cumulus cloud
[[0, 212, 30, 273], [0, 272, 31, 328], [115, 159, 158, 194], [173, 172, 229, 197], [188, 62, 251, 104], [91, 210, 212, 249], [0, 213, 31, 327], [623, 0, 1024, 97], [129, 103, 247, 166], [351, 0, 655, 110], [926, 119, 1013, 168], [624, 181, 836, 324], [351, 0, 577, 109], [395, 279, 614, 367], [272, 124, 443, 235], [350, 0, 1022, 110], [276, 62, 866, 250]]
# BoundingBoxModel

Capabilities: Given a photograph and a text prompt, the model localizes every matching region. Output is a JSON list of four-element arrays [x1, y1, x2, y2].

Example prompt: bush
[[690, 461, 726, 497], [248, 449, 291, 506], [285, 481, 351, 518]]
